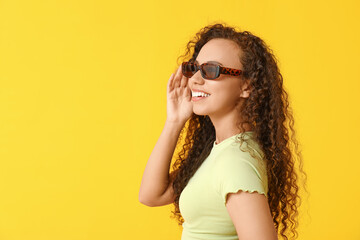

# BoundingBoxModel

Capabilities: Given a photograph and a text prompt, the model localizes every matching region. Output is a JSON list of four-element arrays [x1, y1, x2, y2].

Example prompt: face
[[188, 38, 249, 117]]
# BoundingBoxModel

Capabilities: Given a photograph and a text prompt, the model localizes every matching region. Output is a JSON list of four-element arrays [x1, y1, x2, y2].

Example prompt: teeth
[[192, 91, 210, 97]]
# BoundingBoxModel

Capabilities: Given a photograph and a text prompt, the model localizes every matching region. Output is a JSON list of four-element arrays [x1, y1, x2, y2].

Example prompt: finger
[[169, 65, 182, 91], [173, 65, 182, 88], [183, 84, 191, 99], [167, 73, 175, 91], [180, 73, 188, 88]]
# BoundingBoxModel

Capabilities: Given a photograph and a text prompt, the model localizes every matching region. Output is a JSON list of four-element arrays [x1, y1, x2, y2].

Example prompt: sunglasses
[[182, 61, 243, 80]]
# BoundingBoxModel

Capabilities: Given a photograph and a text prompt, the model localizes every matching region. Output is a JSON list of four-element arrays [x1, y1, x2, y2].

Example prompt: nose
[[189, 70, 205, 86]]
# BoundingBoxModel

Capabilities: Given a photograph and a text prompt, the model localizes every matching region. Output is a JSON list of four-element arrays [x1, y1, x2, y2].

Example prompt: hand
[[166, 65, 193, 125]]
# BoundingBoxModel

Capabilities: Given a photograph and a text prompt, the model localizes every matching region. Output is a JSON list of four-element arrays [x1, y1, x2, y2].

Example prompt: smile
[[191, 91, 211, 97]]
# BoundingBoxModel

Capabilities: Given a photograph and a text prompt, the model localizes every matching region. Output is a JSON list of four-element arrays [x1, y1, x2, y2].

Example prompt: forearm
[[138, 120, 185, 203]]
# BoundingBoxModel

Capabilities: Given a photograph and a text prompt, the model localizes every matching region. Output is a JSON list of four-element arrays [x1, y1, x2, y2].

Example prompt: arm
[[138, 120, 185, 207], [139, 65, 192, 207], [214, 148, 277, 239], [226, 191, 278, 240]]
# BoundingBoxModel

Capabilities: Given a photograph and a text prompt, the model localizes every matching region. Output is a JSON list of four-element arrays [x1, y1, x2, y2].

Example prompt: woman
[[139, 23, 307, 240]]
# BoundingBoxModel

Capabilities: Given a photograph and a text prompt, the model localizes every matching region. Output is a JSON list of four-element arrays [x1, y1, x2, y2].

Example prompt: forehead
[[196, 38, 242, 69]]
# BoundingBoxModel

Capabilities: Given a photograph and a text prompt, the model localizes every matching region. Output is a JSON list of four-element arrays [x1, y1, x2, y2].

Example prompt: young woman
[[139, 23, 307, 240]]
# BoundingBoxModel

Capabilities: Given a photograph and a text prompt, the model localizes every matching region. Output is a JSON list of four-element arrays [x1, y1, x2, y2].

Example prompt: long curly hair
[[169, 22, 308, 240]]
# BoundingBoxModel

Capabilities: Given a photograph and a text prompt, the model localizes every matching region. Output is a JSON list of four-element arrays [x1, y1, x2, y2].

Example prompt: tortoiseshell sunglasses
[[182, 61, 242, 80]]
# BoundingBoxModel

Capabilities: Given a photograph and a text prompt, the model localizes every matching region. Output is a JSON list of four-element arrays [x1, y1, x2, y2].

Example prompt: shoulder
[[213, 142, 267, 181], [212, 141, 269, 198], [211, 142, 269, 205]]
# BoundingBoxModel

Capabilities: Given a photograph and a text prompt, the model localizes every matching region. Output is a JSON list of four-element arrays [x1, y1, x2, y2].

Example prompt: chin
[[192, 107, 211, 116]]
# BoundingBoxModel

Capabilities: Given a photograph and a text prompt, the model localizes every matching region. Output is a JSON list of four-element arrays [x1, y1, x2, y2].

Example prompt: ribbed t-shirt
[[179, 131, 268, 240]]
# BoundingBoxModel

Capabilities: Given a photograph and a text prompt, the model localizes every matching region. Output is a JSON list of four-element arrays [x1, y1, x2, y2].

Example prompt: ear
[[239, 79, 251, 98]]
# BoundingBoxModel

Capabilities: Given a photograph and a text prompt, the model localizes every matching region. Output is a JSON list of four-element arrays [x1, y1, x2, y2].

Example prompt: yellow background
[[0, 0, 359, 239]]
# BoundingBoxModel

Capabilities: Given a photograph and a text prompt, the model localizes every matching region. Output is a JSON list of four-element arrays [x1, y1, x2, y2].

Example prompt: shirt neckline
[[213, 131, 254, 148]]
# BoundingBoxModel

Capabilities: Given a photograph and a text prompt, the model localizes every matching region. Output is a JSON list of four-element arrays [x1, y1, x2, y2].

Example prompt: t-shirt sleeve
[[213, 149, 267, 205]]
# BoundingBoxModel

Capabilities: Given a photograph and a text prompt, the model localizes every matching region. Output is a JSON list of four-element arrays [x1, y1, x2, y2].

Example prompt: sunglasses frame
[[181, 61, 242, 80]]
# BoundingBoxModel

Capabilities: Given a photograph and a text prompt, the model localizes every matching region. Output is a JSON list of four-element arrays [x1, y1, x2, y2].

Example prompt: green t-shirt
[[179, 131, 268, 240]]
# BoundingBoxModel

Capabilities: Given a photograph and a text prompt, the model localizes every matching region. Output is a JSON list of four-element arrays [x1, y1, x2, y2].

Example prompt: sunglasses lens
[[182, 62, 197, 78], [202, 64, 218, 79], [182, 62, 220, 80]]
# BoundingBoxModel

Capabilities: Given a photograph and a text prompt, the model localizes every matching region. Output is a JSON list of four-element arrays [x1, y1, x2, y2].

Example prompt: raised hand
[[166, 65, 193, 125]]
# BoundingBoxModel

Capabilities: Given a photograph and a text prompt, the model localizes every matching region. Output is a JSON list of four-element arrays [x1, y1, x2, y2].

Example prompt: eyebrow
[[195, 60, 224, 66]]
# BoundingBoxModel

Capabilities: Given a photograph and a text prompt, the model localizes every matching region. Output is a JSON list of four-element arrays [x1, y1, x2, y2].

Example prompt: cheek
[[212, 87, 240, 104], [206, 79, 242, 105]]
